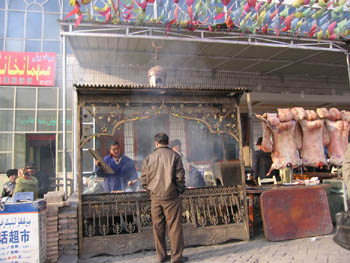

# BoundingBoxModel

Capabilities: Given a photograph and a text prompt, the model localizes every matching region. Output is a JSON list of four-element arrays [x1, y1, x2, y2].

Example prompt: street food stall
[[247, 107, 350, 239], [59, 0, 350, 257], [75, 83, 250, 257]]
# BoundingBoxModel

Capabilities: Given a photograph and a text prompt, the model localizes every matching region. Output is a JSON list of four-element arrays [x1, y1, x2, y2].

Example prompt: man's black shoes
[[160, 255, 171, 263], [171, 256, 189, 263]]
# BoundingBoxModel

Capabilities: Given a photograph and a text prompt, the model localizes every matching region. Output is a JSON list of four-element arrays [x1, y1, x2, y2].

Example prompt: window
[[7, 11, 25, 38], [0, 110, 13, 131], [58, 133, 72, 151], [38, 88, 57, 108], [44, 14, 60, 39], [26, 6, 43, 39], [0, 134, 13, 151], [5, 39, 24, 51], [37, 110, 57, 131], [0, 87, 14, 108], [8, 0, 26, 10], [4, 0, 63, 53], [58, 110, 72, 131], [61, 151, 73, 173], [0, 153, 12, 173], [0, 10, 5, 38], [16, 88, 36, 108], [25, 39, 41, 52], [15, 110, 35, 131], [43, 40, 60, 53], [43, 0, 60, 12]]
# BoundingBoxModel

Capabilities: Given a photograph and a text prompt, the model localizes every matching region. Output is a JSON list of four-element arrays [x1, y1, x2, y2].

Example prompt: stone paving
[[78, 233, 350, 263]]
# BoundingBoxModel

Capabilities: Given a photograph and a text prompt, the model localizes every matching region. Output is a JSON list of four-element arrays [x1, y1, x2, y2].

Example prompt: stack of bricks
[[45, 191, 65, 262], [58, 192, 78, 261]]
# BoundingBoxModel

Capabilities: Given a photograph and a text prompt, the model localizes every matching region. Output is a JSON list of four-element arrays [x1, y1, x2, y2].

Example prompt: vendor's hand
[[95, 160, 101, 166], [128, 179, 137, 186]]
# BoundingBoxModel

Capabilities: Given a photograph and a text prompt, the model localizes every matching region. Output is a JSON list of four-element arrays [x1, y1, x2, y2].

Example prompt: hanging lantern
[[148, 65, 167, 87]]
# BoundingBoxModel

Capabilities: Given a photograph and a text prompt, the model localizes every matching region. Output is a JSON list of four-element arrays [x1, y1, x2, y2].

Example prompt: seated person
[[95, 141, 138, 192], [13, 168, 39, 199], [186, 160, 206, 188], [1, 169, 18, 198]]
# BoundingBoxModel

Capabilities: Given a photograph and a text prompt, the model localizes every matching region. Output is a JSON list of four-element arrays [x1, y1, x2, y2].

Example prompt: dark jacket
[[1, 181, 16, 197], [33, 171, 49, 198], [254, 150, 273, 179], [141, 146, 186, 201], [96, 155, 137, 192]]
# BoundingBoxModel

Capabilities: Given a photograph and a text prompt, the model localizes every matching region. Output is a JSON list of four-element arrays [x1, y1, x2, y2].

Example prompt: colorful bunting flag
[[64, 0, 350, 40]]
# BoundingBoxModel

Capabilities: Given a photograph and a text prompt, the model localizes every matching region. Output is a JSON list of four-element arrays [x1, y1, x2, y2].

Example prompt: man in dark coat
[[141, 133, 188, 263], [25, 162, 49, 198], [254, 137, 273, 180], [95, 141, 138, 192]]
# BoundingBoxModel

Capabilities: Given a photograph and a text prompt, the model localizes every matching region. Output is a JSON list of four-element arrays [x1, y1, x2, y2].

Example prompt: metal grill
[[82, 186, 244, 237]]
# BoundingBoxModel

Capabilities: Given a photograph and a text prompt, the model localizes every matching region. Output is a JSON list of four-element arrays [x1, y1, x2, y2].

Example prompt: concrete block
[[58, 228, 78, 235], [59, 239, 78, 245], [44, 191, 64, 202], [59, 218, 78, 224]]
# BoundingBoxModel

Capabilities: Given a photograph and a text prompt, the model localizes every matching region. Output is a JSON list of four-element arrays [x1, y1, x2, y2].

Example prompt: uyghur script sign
[[0, 52, 56, 87]]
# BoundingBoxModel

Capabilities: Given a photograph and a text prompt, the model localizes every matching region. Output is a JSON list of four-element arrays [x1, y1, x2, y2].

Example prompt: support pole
[[346, 51, 350, 88], [236, 101, 250, 240], [247, 92, 255, 169], [73, 89, 78, 192], [62, 35, 67, 199]]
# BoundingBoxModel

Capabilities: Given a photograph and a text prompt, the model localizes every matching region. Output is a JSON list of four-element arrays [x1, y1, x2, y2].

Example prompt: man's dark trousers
[[151, 197, 184, 262]]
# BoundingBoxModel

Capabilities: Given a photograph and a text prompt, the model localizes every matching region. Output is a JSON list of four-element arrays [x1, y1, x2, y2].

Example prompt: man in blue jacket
[[95, 141, 138, 192]]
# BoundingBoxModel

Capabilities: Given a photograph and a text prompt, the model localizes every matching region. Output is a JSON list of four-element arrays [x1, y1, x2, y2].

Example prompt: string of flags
[[65, 0, 350, 41]]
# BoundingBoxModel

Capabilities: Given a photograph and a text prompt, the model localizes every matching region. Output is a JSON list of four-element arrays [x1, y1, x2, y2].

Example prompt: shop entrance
[[26, 134, 56, 191]]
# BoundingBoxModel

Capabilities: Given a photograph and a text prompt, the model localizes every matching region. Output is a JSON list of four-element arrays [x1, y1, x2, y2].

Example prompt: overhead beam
[[240, 49, 289, 71], [211, 46, 251, 69], [72, 46, 346, 69], [262, 51, 325, 75]]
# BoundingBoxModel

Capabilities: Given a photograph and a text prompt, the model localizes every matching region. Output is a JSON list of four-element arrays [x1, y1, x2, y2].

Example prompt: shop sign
[[0, 209, 45, 262], [0, 51, 56, 87]]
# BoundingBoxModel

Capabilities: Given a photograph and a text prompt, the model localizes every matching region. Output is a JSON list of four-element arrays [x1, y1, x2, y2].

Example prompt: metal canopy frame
[[60, 21, 347, 53]]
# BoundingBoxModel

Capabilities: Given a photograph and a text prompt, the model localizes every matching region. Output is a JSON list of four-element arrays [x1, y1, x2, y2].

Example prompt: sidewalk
[[78, 233, 350, 263]]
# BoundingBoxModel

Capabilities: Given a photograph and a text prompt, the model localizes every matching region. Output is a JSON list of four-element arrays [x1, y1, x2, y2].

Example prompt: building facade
[[0, 0, 73, 191]]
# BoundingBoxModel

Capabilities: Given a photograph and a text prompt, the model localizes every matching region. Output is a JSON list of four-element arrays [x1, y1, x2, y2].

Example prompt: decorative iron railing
[[82, 186, 245, 237]]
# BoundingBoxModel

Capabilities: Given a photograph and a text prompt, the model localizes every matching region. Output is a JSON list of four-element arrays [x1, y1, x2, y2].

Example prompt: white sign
[[0, 207, 45, 263]]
